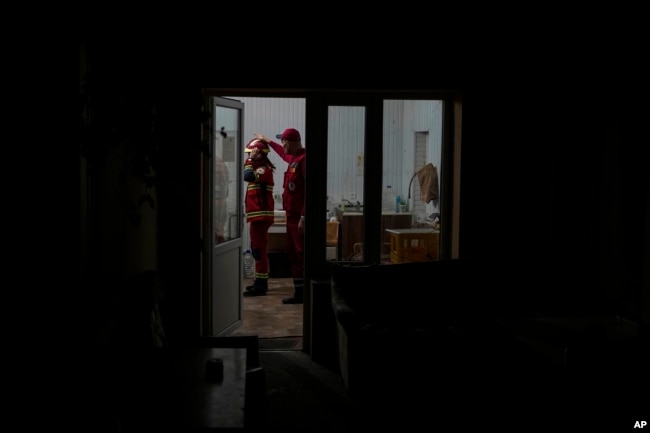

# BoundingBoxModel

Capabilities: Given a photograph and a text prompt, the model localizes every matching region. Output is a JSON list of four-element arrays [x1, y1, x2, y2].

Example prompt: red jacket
[[268, 141, 305, 216], [244, 157, 275, 222]]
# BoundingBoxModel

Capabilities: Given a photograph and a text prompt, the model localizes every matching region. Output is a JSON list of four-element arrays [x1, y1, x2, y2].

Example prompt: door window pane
[[381, 100, 443, 264], [326, 106, 366, 261], [214, 105, 240, 244]]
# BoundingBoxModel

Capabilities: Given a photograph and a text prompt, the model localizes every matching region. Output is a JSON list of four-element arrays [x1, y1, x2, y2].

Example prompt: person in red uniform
[[242, 138, 275, 296], [254, 128, 305, 304]]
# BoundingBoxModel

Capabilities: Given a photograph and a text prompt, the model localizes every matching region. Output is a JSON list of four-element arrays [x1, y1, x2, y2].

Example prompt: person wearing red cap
[[242, 139, 276, 297], [254, 128, 305, 304]]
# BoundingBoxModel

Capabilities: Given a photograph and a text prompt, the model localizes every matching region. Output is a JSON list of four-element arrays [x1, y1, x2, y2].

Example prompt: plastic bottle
[[243, 249, 255, 278], [395, 195, 401, 213]]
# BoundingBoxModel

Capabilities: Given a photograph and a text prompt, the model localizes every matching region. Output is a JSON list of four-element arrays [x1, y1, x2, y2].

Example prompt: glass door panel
[[326, 106, 366, 262], [214, 107, 240, 244], [205, 97, 244, 336], [381, 99, 443, 264]]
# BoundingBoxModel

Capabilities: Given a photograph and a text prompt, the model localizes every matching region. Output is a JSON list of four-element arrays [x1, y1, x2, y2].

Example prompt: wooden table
[[117, 347, 247, 430], [340, 212, 412, 260], [175, 347, 247, 429]]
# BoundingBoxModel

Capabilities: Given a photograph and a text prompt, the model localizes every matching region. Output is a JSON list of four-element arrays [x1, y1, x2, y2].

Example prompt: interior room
[[226, 97, 443, 267], [77, 37, 649, 431]]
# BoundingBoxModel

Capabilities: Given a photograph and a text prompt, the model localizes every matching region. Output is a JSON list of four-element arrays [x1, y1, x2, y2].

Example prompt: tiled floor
[[231, 277, 303, 349]]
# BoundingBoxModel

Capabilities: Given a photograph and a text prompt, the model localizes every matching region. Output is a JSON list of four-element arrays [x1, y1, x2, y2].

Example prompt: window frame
[[205, 88, 462, 278], [304, 90, 461, 278]]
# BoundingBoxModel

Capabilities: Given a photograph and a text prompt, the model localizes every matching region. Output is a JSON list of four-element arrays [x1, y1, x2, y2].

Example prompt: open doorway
[[231, 278, 303, 349], [203, 89, 461, 357], [225, 96, 306, 348]]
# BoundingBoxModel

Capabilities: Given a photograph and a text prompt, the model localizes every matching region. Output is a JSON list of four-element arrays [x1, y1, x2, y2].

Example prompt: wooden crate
[[388, 229, 439, 263]]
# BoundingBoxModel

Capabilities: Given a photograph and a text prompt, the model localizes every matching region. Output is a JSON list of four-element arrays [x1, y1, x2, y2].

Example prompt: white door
[[202, 96, 245, 335]]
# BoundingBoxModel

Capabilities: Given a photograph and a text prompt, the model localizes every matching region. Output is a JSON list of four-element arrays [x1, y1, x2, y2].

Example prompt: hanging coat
[[417, 163, 439, 203]]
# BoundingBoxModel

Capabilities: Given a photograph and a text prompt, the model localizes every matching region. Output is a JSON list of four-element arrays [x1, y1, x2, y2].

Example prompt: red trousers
[[249, 220, 273, 278], [285, 212, 304, 278]]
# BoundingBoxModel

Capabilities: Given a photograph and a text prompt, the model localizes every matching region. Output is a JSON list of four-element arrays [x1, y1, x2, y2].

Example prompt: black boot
[[282, 278, 304, 304], [244, 279, 268, 297]]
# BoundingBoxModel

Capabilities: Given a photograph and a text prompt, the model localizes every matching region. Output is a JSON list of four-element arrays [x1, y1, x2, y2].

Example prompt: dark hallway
[[76, 32, 649, 432]]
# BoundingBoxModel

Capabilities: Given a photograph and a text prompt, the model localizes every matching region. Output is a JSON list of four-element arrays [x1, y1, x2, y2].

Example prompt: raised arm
[[254, 133, 290, 162]]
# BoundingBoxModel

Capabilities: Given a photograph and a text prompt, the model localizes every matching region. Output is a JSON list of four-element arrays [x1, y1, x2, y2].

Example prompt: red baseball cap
[[275, 128, 301, 142]]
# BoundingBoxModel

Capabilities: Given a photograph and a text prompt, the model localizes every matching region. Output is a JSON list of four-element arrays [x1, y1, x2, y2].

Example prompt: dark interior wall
[[462, 84, 648, 319], [150, 87, 202, 343], [602, 95, 649, 321], [80, 40, 204, 344], [79, 38, 648, 346]]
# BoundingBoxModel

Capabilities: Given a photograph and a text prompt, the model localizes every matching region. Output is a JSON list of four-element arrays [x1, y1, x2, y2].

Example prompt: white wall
[[396, 100, 443, 218], [326, 100, 443, 217], [232, 96, 306, 207], [232, 97, 306, 249], [327, 106, 366, 206]]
